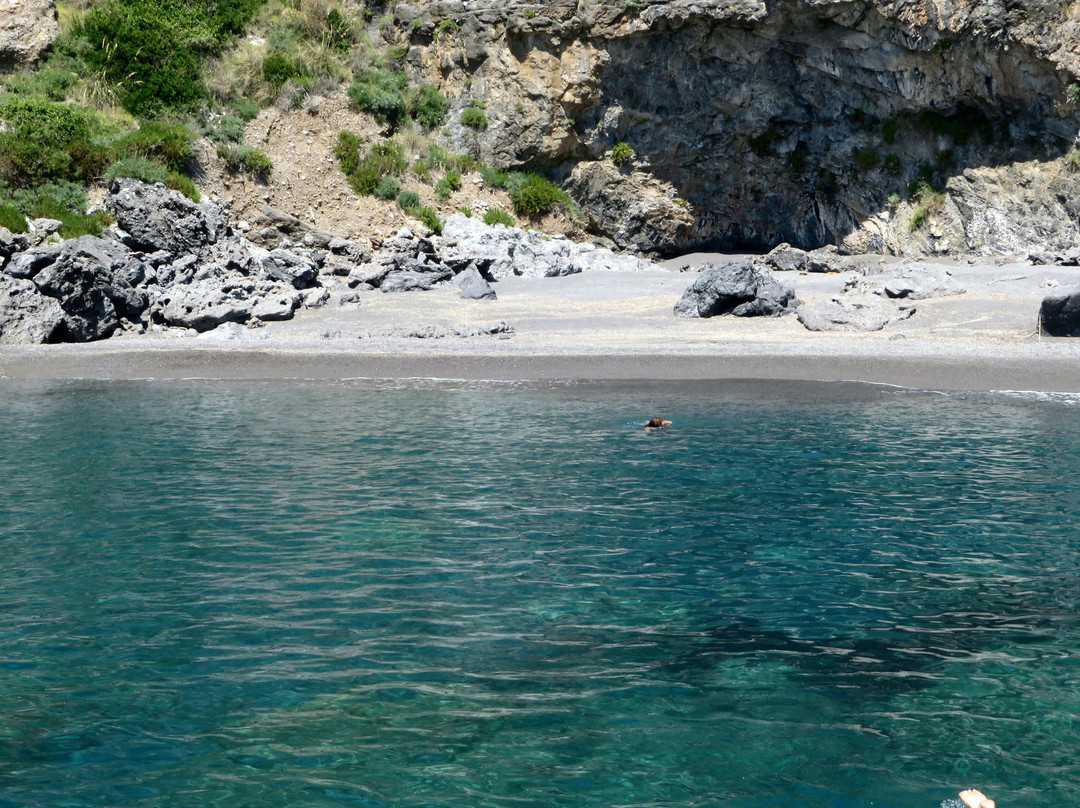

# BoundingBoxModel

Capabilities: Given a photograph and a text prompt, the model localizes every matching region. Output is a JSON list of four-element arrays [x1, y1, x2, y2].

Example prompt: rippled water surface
[[1, 379, 1079, 808]]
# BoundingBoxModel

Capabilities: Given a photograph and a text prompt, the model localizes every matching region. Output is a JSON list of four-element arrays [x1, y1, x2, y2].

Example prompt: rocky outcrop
[[674, 260, 795, 318], [109, 178, 228, 255], [0, 181, 344, 343], [845, 263, 966, 299], [0, 0, 58, 69], [0, 183, 659, 343], [399, 0, 1080, 256], [1039, 287, 1080, 336], [0, 275, 64, 344], [797, 294, 916, 332]]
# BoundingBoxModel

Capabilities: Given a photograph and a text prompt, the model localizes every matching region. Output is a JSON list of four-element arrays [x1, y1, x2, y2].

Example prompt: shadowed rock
[[674, 260, 795, 318], [108, 179, 227, 255], [452, 266, 497, 300], [1039, 287, 1080, 337], [0, 276, 64, 344]]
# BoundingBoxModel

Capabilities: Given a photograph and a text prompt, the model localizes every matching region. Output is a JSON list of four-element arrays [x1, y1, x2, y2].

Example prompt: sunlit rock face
[[396, 0, 1080, 255], [0, 0, 59, 70]]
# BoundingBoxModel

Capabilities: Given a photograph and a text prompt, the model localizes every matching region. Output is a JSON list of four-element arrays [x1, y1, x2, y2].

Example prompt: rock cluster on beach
[[0, 180, 655, 345], [671, 244, 974, 332]]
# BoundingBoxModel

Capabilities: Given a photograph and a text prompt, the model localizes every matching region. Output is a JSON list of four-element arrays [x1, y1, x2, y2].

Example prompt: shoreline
[[3, 340, 1079, 393], [4, 255, 1079, 393]]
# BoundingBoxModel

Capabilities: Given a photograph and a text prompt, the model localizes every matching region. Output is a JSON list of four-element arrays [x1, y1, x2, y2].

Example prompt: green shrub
[[508, 172, 569, 216], [3, 180, 111, 238], [883, 154, 903, 176], [374, 175, 401, 200], [483, 208, 514, 227], [444, 170, 461, 191], [348, 163, 381, 195], [30, 198, 112, 238], [77, 1, 207, 116], [334, 130, 362, 176], [73, 0, 265, 116], [611, 141, 634, 166], [214, 114, 246, 143], [0, 203, 27, 233], [460, 105, 488, 130], [217, 144, 272, 179], [397, 190, 420, 210], [909, 185, 945, 232], [166, 171, 200, 202], [364, 139, 406, 177], [411, 158, 431, 178], [480, 163, 510, 188], [234, 98, 261, 121], [434, 177, 453, 201], [347, 68, 406, 123], [262, 52, 307, 88], [325, 8, 354, 51], [854, 146, 880, 172], [881, 117, 897, 145], [459, 206, 472, 217], [412, 205, 443, 235], [3, 68, 78, 101], [111, 121, 194, 172], [0, 96, 103, 184], [406, 84, 448, 129], [103, 156, 168, 186]]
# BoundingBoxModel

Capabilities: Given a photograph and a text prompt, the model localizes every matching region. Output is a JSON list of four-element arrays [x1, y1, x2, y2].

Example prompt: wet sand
[[3, 255, 1080, 392]]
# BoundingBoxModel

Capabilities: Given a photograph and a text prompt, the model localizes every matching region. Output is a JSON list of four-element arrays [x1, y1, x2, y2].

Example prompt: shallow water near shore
[[1, 378, 1079, 808]]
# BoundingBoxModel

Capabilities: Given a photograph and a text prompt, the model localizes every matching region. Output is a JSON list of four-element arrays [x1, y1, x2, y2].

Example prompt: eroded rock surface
[[398, 0, 1080, 256], [0, 0, 58, 69], [674, 260, 795, 318]]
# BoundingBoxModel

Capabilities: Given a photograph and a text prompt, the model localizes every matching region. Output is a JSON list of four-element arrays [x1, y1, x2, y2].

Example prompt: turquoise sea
[[1, 378, 1079, 808]]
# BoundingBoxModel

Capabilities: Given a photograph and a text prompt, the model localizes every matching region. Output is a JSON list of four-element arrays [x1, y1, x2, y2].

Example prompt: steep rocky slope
[[395, 0, 1080, 255]]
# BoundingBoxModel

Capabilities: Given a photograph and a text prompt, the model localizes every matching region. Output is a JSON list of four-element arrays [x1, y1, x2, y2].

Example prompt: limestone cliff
[[392, 0, 1080, 255], [0, 0, 58, 70]]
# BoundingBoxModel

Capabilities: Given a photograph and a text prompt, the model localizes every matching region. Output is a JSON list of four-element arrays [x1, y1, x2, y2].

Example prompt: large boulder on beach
[[0, 276, 65, 344], [153, 282, 253, 332], [452, 266, 496, 300], [674, 260, 795, 318], [1039, 286, 1080, 337], [108, 178, 227, 255], [761, 243, 809, 273], [847, 263, 965, 300], [797, 295, 916, 332]]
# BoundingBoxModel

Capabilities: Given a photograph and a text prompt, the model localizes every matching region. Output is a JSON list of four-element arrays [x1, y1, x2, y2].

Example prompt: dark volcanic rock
[[154, 283, 252, 332], [250, 206, 335, 249], [6, 245, 61, 279], [0, 276, 65, 344], [761, 243, 809, 273], [34, 259, 118, 342], [108, 178, 227, 254], [261, 249, 318, 289], [380, 268, 452, 293], [674, 260, 795, 318], [1039, 286, 1080, 337]]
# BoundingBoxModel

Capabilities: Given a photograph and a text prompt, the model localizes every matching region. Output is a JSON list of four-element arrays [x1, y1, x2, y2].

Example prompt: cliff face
[[0, 0, 58, 70], [395, 0, 1080, 255]]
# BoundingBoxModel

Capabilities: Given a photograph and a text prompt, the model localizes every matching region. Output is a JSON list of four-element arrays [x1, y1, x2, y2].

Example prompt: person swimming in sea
[[941, 788, 995, 808], [645, 417, 672, 430], [959, 789, 995, 808]]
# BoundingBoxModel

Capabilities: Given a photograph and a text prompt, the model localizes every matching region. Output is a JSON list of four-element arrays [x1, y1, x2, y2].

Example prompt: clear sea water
[[1, 378, 1079, 808]]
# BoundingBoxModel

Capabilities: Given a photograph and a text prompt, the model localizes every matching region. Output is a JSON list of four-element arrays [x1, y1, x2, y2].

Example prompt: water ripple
[[1, 380, 1079, 808]]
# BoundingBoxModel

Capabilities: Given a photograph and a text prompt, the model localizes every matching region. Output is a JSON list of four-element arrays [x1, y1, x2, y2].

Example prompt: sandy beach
[[3, 254, 1079, 392]]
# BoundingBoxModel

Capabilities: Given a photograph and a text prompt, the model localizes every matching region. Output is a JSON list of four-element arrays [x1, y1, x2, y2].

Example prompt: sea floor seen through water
[[1, 378, 1078, 808]]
